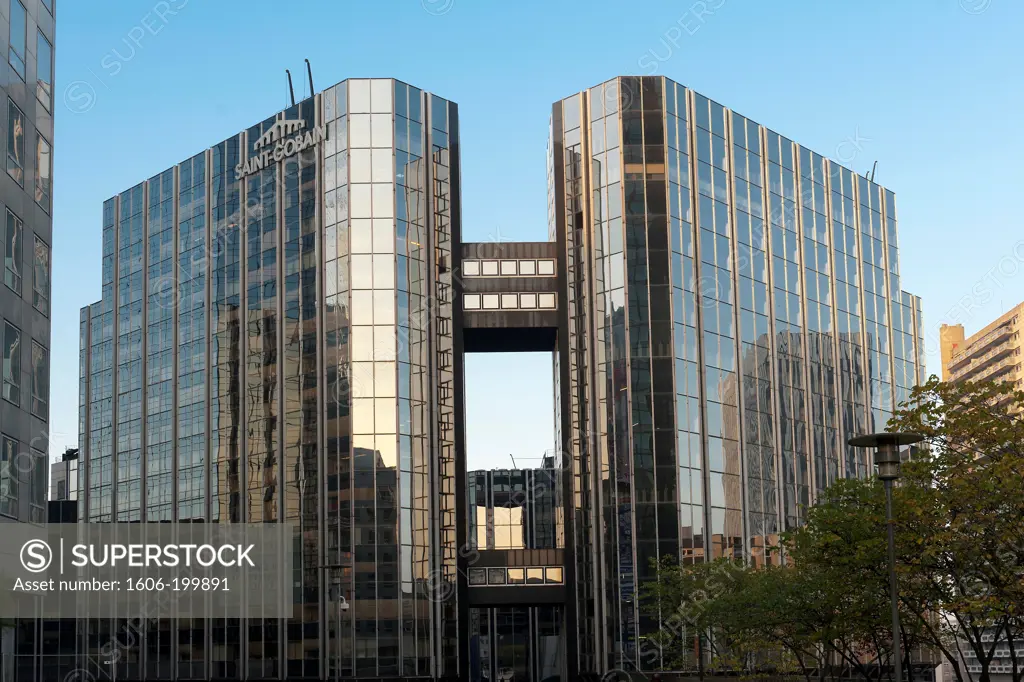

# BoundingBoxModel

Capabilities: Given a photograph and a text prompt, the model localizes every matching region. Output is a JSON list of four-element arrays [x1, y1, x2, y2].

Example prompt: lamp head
[[847, 432, 925, 482]]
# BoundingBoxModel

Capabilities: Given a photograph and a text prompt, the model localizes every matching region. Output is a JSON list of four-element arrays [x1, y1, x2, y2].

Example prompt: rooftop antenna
[[509, 454, 518, 469], [868, 160, 878, 183], [305, 58, 314, 97], [285, 69, 296, 107]]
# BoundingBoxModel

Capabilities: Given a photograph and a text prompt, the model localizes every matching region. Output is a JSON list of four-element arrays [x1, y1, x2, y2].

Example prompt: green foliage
[[641, 378, 1024, 682]]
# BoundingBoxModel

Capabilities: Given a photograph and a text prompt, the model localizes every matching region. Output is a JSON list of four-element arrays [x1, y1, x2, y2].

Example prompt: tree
[[785, 475, 930, 682], [642, 378, 1024, 682], [889, 377, 1024, 682], [711, 563, 831, 682], [640, 557, 748, 675], [642, 551, 899, 682]]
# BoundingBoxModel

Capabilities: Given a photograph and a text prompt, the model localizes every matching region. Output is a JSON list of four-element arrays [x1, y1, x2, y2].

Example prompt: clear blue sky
[[50, 0, 1024, 469]]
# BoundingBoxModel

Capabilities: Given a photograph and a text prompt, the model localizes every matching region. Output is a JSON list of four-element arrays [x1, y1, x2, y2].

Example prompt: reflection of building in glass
[[78, 78, 458, 680], [468, 464, 561, 552], [468, 462, 563, 682], [70, 73, 928, 680], [3, 3, 56, 677], [550, 77, 925, 673]]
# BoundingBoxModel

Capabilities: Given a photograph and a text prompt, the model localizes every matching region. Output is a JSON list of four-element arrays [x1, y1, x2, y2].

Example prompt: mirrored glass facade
[[549, 76, 924, 674], [79, 78, 461, 681], [73, 73, 925, 681], [2, 1, 55, 677], [466, 466, 563, 682]]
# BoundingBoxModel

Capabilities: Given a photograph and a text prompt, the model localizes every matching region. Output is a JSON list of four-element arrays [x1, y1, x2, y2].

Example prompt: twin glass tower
[[76, 76, 925, 681]]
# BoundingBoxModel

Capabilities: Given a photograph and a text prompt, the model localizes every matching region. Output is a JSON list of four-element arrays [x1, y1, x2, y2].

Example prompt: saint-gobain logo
[[235, 118, 327, 178]]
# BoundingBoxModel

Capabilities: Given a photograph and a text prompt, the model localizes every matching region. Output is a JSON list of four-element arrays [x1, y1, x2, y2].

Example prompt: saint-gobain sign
[[235, 118, 327, 178]]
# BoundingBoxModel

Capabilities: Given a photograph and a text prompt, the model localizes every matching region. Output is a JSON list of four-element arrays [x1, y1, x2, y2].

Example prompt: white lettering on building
[[234, 118, 327, 178]]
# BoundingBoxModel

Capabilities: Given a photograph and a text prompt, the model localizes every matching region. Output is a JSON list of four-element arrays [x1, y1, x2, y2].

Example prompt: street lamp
[[322, 564, 349, 682], [848, 431, 924, 682]]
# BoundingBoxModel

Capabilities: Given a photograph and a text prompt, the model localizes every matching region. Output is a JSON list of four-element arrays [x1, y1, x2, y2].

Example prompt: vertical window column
[[798, 148, 839, 498], [145, 169, 175, 522], [693, 93, 744, 558], [177, 154, 207, 522], [731, 112, 776, 564], [765, 131, 809, 531], [322, 81, 354, 677], [115, 186, 144, 522]]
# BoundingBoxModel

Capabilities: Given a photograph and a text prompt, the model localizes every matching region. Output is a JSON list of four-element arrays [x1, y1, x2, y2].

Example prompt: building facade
[[48, 446, 77, 501], [940, 302, 1023, 404], [73, 75, 926, 680], [77, 78, 457, 681], [549, 76, 925, 672], [0, 0, 53, 527], [1, 0, 53, 679], [466, 464, 562, 682]]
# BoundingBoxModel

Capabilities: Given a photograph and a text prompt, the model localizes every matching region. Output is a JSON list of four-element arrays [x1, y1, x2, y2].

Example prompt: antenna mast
[[285, 70, 296, 107]]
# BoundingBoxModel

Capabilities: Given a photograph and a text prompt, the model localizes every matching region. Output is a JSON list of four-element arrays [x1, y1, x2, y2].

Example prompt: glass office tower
[[78, 78, 460, 680], [549, 76, 925, 673], [75, 73, 927, 680], [1, 0, 53, 524], [2, 0, 54, 679]]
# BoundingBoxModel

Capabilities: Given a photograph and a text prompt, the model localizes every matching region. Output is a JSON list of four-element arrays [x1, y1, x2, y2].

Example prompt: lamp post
[[321, 564, 349, 682], [848, 431, 924, 682]]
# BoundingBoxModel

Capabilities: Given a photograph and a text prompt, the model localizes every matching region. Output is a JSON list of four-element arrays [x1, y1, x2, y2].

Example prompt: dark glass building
[[1, 0, 54, 678], [1, 2, 54, 521], [548, 77, 925, 673], [72, 75, 925, 680], [466, 464, 563, 682], [78, 78, 458, 681]]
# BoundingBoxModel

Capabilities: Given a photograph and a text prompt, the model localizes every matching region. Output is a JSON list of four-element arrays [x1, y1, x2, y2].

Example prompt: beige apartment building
[[940, 302, 1024, 408]]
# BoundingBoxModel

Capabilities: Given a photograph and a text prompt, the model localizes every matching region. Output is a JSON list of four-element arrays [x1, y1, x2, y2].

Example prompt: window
[[33, 236, 49, 315], [2, 321, 20, 405], [4, 209, 21, 294], [7, 99, 25, 186], [36, 31, 52, 111], [31, 341, 47, 419], [8, 0, 26, 80], [1, 435, 18, 517], [29, 449, 45, 522], [35, 134, 51, 210]]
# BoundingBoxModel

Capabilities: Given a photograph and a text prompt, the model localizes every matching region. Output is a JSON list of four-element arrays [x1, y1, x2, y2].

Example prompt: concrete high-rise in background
[[940, 302, 1023, 405], [72, 75, 926, 681], [0, 0, 54, 679]]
